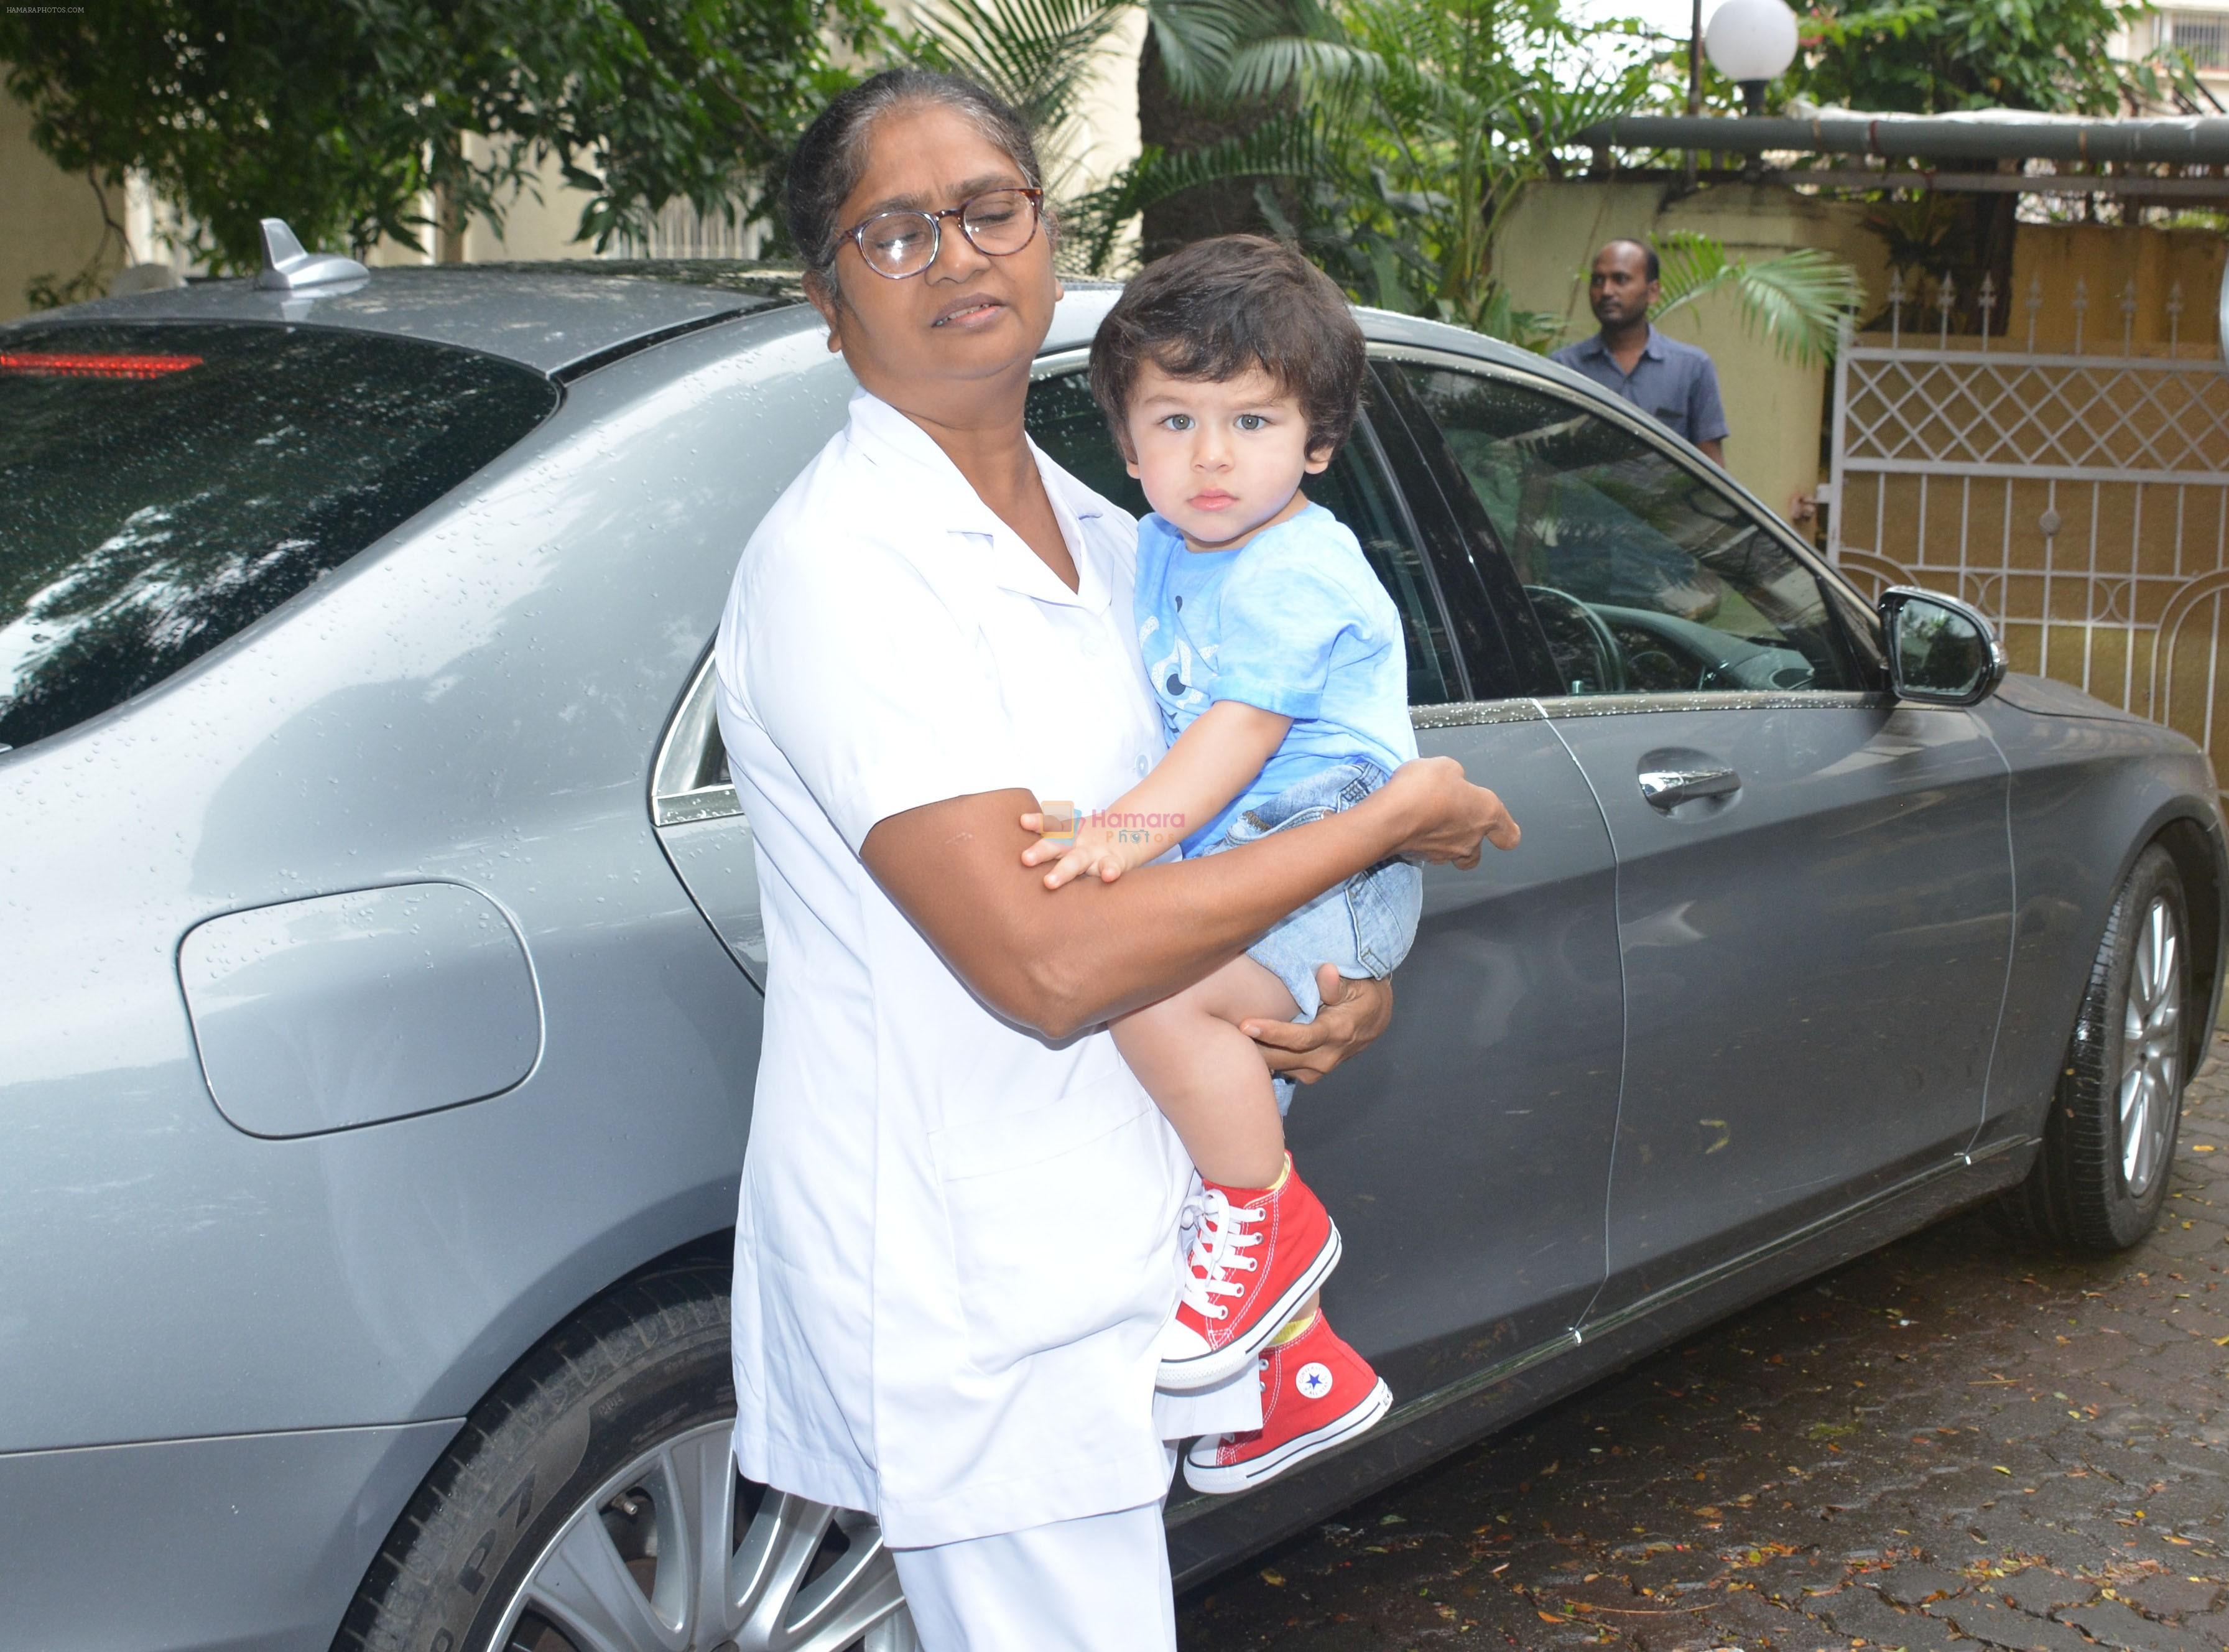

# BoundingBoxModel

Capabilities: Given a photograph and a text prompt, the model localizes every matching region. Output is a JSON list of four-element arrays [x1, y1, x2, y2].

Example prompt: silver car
[[3, 248, 2220, 1652]]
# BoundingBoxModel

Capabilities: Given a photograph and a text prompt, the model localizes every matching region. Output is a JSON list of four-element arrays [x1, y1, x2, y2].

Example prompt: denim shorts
[[1203, 759, 1424, 1111]]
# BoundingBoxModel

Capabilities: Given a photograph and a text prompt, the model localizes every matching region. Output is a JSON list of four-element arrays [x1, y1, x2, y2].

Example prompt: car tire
[[333, 1265, 918, 1652], [1996, 842, 2190, 1254]]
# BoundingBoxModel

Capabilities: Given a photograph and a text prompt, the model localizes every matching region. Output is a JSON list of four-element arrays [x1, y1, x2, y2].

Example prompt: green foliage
[[24, 267, 114, 311], [910, 0, 1277, 214], [0, 0, 884, 277], [1071, 0, 1663, 337], [902, 0, 1861, 364], [1650, 233, 1865, 366], [913, 0, 1141, 202], [1776, 1, 2206, 335], [1065, 111, 1330, 269], [1790, 0, 2199, 115]]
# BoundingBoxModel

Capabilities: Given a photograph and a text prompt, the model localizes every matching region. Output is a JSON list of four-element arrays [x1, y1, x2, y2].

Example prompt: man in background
[[1552, 239, 1726, 465]]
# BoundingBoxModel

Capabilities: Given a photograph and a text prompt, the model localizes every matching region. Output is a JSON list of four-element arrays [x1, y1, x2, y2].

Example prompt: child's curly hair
[[1090, 235, 1366, 461]]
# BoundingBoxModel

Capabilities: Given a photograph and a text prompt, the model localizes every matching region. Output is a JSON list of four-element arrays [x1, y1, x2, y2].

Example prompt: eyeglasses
[[843, 187, 1044, 281]]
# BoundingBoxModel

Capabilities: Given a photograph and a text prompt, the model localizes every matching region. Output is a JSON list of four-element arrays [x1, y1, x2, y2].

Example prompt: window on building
[[2167, 10, 2229, 68]]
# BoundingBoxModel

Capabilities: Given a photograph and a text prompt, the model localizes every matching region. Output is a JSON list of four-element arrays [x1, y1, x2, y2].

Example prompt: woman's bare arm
[[861, 756, 1515, 1041]]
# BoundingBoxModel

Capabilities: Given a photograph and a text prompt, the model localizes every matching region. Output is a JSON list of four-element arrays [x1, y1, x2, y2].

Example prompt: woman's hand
[[1240, 968, 1393, 1085], [1374, 756, 1520, 868]]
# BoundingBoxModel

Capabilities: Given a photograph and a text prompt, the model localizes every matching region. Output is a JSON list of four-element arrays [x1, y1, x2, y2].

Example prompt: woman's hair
[[1089, 234, 1366, 460], [784, 68, 1049, 300]]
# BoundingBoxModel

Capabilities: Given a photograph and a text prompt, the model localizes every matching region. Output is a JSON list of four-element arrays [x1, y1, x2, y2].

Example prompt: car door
[[1023, 356, 1624, 1394], [651, 661, 767, 988], [1378, 351, 2015, 1320]]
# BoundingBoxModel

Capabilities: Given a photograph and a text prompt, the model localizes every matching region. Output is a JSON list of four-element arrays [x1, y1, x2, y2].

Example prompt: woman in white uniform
[[713, 69, 1518, 1650]]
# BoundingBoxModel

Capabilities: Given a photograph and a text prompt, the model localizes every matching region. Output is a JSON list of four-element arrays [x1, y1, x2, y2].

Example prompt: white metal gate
[[1825, 271, 2229, 794]]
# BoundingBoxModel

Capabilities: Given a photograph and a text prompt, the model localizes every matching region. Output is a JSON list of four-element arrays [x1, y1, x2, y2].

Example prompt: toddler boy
[[1021, 235, 1420, 1493]]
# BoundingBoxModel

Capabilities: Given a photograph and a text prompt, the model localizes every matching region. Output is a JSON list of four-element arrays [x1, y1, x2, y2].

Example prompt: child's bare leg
[[1114, 954, 1297, 1189]]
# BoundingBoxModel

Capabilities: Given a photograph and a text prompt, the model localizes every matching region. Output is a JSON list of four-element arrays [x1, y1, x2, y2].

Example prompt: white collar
[[843, 389, 1110, 611]]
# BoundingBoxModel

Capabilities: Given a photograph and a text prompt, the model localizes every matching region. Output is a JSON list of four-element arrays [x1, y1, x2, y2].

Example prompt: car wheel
[[335, 1266, 917, 1652], [1996, 842, 2189, 1253]]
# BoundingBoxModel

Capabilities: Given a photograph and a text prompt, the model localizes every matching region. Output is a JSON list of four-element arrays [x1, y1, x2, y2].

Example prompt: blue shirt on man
[[1551, 325, 1728, 448], [1135, 503, 1417, 856]]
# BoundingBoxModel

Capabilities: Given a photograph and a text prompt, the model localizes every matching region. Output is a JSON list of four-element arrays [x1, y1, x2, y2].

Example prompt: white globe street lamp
[[1706, 0, 1800, 116]]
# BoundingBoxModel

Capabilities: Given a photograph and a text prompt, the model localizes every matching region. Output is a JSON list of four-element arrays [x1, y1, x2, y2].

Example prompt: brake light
[[0, 351, 204, 379]]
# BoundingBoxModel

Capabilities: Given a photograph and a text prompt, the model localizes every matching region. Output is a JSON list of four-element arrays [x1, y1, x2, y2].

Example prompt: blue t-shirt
[[1136, 503, 1418, 855]]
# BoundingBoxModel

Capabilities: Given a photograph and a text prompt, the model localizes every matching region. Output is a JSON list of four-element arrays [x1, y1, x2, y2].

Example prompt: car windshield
[[0, 320, 560, 753]]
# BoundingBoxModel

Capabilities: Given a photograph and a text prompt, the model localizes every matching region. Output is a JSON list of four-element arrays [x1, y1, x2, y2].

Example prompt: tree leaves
[[904, 0, 1286, 227], [1068, 0, 1659, 339], [1065, 111, 1331, 269], [905, 0, 1857, 366], [1791, 0, 2207, 117], [913, 0, 1139, 180], [1651, 233, 1866, 368], [0, 0, 885, 276]]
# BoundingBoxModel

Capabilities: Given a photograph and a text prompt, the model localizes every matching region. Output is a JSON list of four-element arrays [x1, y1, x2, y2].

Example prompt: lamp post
[[1684, 0, 1704, 193], [1706, 0, 1799, 179], [2218, 251, 2228, 374]]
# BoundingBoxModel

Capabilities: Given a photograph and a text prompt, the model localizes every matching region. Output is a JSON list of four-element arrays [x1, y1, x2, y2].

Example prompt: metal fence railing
[[1827, 269, 2229, 793]]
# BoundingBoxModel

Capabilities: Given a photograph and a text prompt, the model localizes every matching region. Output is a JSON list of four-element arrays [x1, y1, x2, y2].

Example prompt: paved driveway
[[1180, 1034, 2229, 1650]]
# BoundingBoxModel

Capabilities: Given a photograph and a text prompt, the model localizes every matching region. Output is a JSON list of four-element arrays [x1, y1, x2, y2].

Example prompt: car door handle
[[1638, 764, 1741, 811]]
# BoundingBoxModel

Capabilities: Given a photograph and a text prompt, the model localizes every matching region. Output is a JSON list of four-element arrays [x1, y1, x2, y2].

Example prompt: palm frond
[[1651, 230, 1738, 314], [1726, 248, 1867, 366], [1652, 233, 1863, 367], [1144, 0, 1291, 103], [1517, 63, 1657, 152], [1222, 33, 1387, 103], [1465, 280, 1567, 351], [1065, 111, 1331, 271], [914, 0, 1132, 140], [913, 0, 1294, 212]]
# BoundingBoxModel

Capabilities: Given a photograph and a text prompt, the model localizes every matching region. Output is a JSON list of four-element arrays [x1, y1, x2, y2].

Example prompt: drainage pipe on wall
[[1573, 114, 2229, 166]]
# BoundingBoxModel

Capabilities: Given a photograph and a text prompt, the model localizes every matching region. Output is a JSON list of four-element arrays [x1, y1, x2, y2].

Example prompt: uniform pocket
[[929, 1075, 1174, 1373]]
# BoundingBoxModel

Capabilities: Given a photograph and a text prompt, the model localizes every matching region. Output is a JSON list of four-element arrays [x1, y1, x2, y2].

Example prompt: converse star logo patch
[[1295, 1361, 1334, 1399]]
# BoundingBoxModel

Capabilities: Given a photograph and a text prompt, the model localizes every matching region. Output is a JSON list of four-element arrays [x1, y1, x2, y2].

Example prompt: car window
[[1024, 368, 1463, 705], [1393, 362, 1857, 698], [0, 321, 560, 753]]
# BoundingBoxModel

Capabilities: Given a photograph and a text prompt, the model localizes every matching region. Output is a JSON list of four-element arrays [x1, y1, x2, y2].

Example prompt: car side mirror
[[1878, 586, 2006, 707]]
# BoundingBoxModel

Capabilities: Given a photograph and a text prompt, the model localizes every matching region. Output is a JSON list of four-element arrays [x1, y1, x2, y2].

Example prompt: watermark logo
[[1034, 802, 1185, 848], [1095, 808, 1186, 845]]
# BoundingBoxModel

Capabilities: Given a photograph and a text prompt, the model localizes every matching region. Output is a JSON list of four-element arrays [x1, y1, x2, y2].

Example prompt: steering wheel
[[1524, 586, 1628, 695], [1695, 649, 1817, 694]]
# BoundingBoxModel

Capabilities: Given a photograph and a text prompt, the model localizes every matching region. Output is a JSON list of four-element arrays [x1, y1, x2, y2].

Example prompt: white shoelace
[[1177, 1188, 1265, 1322]]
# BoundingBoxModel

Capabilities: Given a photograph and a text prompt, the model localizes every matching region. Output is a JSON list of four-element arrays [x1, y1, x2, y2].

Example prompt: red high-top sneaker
[[1155, 1155, 1340, 1393], [1183, 1313, 1391, 1494]]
